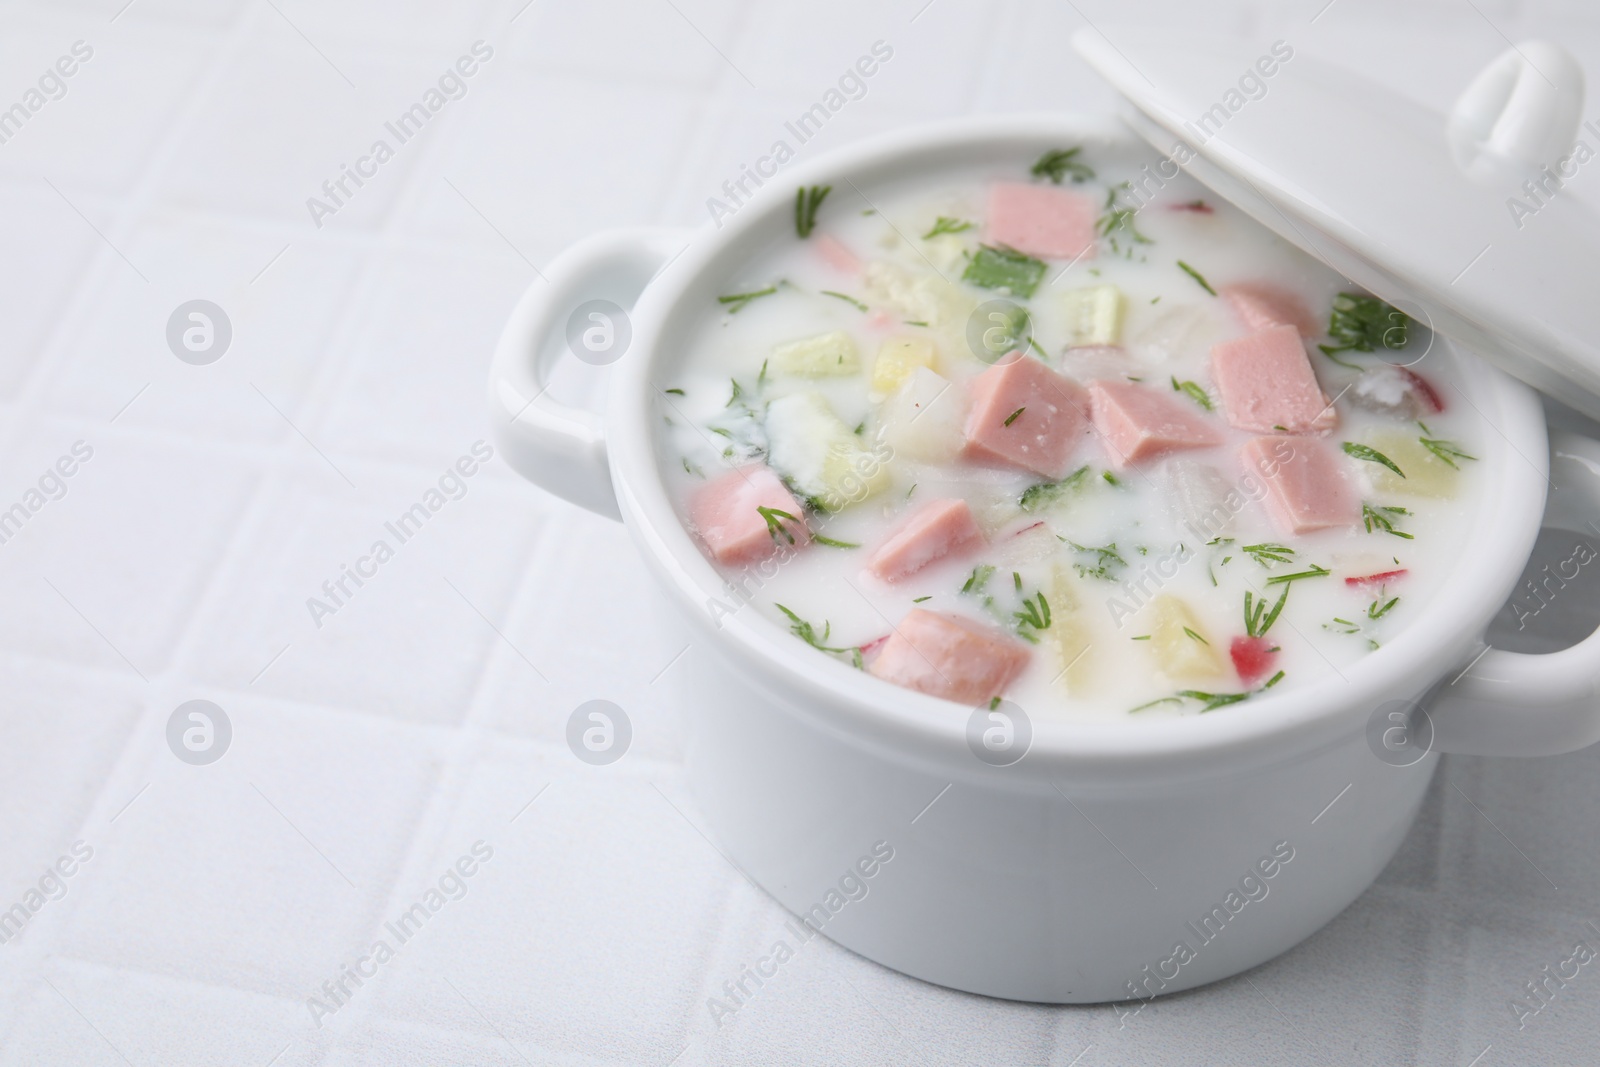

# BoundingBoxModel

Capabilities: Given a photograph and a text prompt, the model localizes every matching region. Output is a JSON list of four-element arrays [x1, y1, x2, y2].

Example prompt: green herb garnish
[[1004, 406, 1025, 427], [794, 185, 831, 238], [912, 595, 931, 603], [1320, 292, 1411, 356], [962, 244, 1047, 298], [1031, 147, 1094, 185], [774, 603, 854, 654], [1419, 433, 1476, 469], [1362, 503, 1414, 539], [718, 287, 777, 313], [1068, 540, 1126, 581], [1019, 465, 1091, 512], [1170, 376, 1212, 410], [664, 387, 685, 396], [1097, 183, 1152, 257], [1369, 595, 1400, 620], [923, 216, 974, 239], [961, 564, 995, 595], [811, 533, 859, 548], [1241, 542, 1295, 567], [1177, 260, 1216, 296], [1343, 441, 1405, 478], [1102, 470, 1121, 486], [1182, 626, 1209, 645], [1013, 591, 1052, 642], [1244, 588, 1289, 638], [757, 505, 801, 545], [1265, 565, 1331, 586], [821, 290, 868, 312]]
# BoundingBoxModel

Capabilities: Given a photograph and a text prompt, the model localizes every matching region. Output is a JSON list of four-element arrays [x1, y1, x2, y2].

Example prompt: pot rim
[[610, 113, 1549, 778]]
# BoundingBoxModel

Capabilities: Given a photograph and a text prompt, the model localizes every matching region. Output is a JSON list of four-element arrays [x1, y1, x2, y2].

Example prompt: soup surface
[[658, 142, 1484, 719]]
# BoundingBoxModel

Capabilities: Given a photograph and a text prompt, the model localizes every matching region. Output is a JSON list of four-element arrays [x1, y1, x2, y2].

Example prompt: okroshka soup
[[656, 141, 1485, 722]]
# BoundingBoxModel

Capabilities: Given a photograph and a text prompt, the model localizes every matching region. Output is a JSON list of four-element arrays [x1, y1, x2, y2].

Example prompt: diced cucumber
[[765, 392, 890, 511], [769, 330, 860, 377], [1061, 284, 1126, 347]]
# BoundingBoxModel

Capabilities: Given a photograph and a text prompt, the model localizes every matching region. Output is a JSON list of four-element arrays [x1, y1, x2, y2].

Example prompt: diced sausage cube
[[867, 498, 984, 583], [962, 356, 1090, 478], [1089, 380, 1222, 467], [985, 182, 1097, 261], [1211, 324, 1337, 434], [1241, 436, 1359, 534], [689, 464, 808, 565], [869, 608, 1031, 704], [1219, 282, 1316, 337]]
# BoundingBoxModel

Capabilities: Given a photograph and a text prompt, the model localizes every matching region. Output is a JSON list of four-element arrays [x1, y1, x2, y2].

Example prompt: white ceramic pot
[[488, 115, 1600, 1003]]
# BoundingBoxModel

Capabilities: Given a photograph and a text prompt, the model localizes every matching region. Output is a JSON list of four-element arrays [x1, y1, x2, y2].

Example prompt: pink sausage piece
[[867, 498, 984, 583], [1211, 324, 1338, 435], [690, 464, 808, 566], [1089, 379, 1222, 468], [962, 356, 1091, 479], [1241, 436, 1360, 535], [869, 608, 1031, 705], [1219, 282, 1317, 338], [985, 181, 1097, 261]]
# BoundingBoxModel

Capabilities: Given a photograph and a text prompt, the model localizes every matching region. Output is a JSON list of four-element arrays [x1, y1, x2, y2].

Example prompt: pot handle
[[1429, 431, 1600, 756], [487, 226, 691, 520]]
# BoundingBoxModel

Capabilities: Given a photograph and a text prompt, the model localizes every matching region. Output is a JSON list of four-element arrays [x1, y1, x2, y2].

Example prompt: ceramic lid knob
[[1448, 40, 1585, 182]]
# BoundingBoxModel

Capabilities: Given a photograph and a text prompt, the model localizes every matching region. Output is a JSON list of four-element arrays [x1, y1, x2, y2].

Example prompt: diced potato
[[1144, 594, 1225, 682], [1049, 566, 1095, 695], [864, 260, 975, 329], [878, 366, 965, 464], [1360, 430, 1460, 498], [1061, 285, 1126, 347], [870, 336, 938, 398], [765, 392, 890, 511], [770, 330, 859, 377]]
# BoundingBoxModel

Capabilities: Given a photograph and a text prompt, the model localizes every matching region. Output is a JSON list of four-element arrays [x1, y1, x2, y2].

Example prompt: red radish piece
[[1230, 636, 1279, 686], [1349, 364, 1444, 419], [1345, 569, 1408, 588], [857, 634, 890, 659], [814, 234, 861, 275], [1170, 200, 1214, 213]]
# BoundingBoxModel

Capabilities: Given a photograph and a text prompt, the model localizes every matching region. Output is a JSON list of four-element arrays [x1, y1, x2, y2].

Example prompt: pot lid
[[1072, 29, 1600, 421]]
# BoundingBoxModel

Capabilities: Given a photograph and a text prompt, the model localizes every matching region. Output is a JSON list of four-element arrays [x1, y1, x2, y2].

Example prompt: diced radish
[[867, 498, 984, 582], [962, 356, 1091, 478], [1349, 364, 1444, 419], [1170, 200, 1214, 214], [1219, 282, 1316, 338], [1345, 568, 1408, 587], [1211, 324, 1337, 434], [869, 608, 1031, 704], [858, 633, 890, 658], [814, 234, 861, 274], [1229, 635, 1278, 686], [1165, 458, 1238, 538]]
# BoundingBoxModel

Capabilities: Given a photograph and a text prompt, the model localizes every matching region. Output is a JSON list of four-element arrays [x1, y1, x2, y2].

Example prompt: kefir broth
[[658, 144, 1484, 720]]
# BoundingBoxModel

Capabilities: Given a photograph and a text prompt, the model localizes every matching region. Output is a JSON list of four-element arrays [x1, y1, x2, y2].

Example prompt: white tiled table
[[2, 1, 1599, 1063]]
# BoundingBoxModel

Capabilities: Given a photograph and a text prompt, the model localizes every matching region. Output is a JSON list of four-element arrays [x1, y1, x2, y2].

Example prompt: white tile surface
[[1, 0, 1598, 1063]]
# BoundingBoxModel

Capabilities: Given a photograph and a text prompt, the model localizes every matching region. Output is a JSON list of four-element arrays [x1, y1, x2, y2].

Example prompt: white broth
[[657, 143, 1484, 720]]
